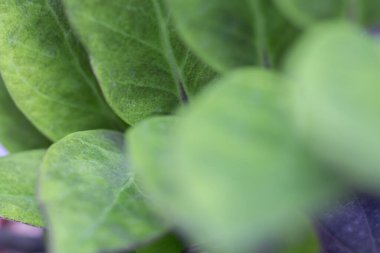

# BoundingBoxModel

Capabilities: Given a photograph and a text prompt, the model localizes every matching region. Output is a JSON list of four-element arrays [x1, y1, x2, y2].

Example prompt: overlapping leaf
[[274, 0, 380, 28], [166, 0, 299, 72], [0, 0, 123, 141], [0, 77, 50, 152], [128, 116, 176, 208], [40, 130, 165, 253], [62, 0, 214, 125], [128, 69, 342, 252], [0, 150, 45, 226], [286, 21, 380, 191]]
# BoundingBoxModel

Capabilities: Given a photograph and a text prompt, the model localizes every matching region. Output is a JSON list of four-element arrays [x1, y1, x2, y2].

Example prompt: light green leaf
[[0, 150, 45, 227], [0, 0, 124, 141], [166, 0, 298, 72], [285, 21, 380, 191], [40, 130, 165, 253], [136, 233, 185, 253], [0, 76, 50, 152], [274, 0, 380, 28], [128, 116, 176, 207], [62, 0, 215, 125], [128, 69, 341, 252]]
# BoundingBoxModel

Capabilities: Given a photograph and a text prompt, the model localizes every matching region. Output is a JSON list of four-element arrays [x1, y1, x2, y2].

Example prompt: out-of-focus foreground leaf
[[128, 69, 343, 252], [0, 0, 124, 141], [128, 116, 175, 209], [39, 130, 165, 253], [0, 76, 50, 152], [274, 0, 380, 28], [166, 0, 298, 72], [0, 150, 45, 227], [317, 194, 380, 253], [62, 0, 214, 125], [286, 21, 380, 191]]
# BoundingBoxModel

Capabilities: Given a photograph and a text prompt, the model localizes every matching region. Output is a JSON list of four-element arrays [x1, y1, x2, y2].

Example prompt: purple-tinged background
[[0, 145, 8, 157]]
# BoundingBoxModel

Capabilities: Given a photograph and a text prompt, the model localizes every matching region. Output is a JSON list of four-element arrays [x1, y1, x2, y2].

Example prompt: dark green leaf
[[62, 0, 215, 125], [0, 0, 124, 141], [285, 21, 380, 191], [40, 130, 165, 253], [0, 150, 45, 226], [136, 233, 185, 253], [128, 69, 342, 252], [0, 76, 50, 152], [166, 0, 298, 72]]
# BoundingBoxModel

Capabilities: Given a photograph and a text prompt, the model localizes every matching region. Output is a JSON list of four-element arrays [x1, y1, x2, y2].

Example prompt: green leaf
[[40, 130, 165, 253], [128, 116, 176, 207], [285, 21, 380, 191], [0, 0, 124, 141], [274, 0, 347, 27], [0, 150, 45, 227], [278, 222, 320, 253], [166, 0, 298, 72], [0, 76, 50, 152], [136, 233, 185, 253], [62, 0, 215, 125], [274, 0, 380, 28], [128, 69, 342, 252]]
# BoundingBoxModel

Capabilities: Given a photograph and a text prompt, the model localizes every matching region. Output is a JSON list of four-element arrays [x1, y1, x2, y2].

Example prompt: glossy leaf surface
[[63, 0, 214, 125], [0, 0, 123, 141], [0, 150, 45, 226], [40, 130, 164, 253]]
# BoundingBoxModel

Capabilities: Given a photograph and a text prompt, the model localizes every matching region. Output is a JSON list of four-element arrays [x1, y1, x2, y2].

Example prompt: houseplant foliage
[[0, 0, 379, 252]]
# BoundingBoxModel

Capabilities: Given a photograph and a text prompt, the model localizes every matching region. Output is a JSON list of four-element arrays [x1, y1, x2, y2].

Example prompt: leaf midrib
[[152, 0, 189, 103], [248, 0, 272, 68], [44, 0, 116, 118], [80, 177, 134, 240]]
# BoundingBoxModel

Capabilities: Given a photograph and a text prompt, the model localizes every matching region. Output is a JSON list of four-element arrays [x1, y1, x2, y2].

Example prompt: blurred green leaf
[[286, 21, 380, 191], [274, 0, 347, 27], [0, 76, 50, 152], [279, 222, 320, 253], [40, 130, 165, 253], [274, 0, 380, 28], [0, 150, 45, 226], [128, 116, 176, 208], [128, 69, 342, 252], [62, 0, 214, 125], [0, 0, 124, 141], [166, 0, 298, 72], [136, 233, 185, 253]]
